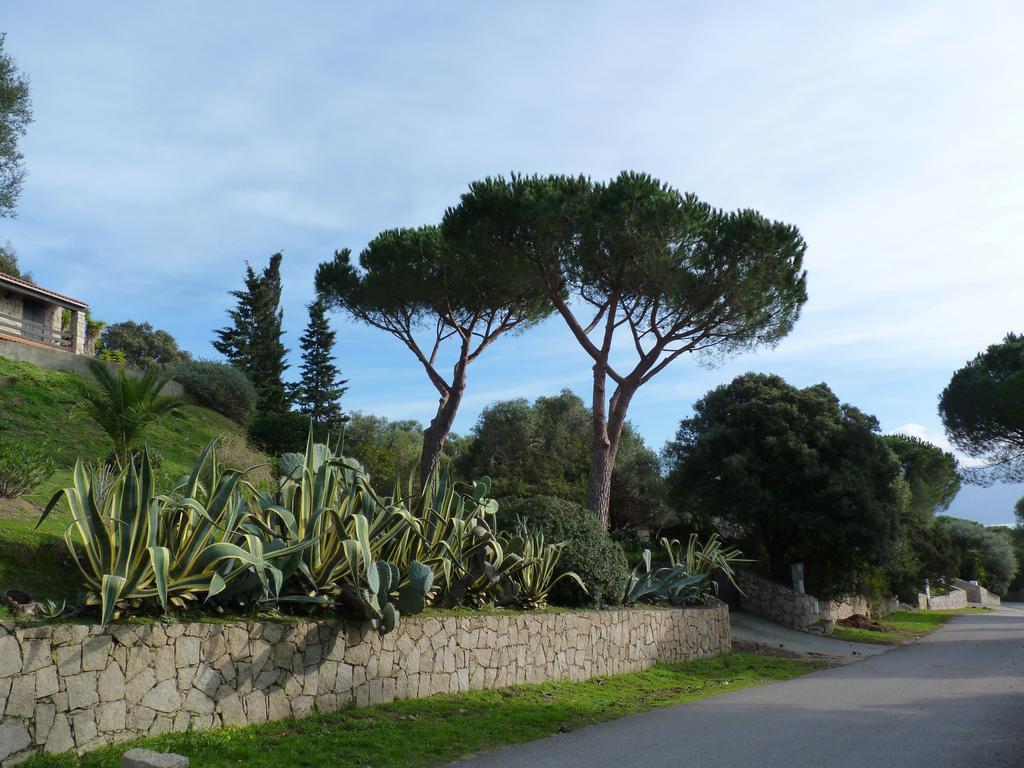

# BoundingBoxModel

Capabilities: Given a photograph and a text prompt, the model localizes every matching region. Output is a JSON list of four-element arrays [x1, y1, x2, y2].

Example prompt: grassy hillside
[[0, 356, 250, 604]]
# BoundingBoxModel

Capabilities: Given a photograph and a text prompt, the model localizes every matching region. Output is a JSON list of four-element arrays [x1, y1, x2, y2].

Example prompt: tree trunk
[[587, 365, 635, 529], [418, 368, 466, 487]]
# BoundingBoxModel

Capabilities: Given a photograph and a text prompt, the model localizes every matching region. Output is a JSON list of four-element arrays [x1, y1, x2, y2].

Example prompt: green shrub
[[0, 436, 57, 498], [167, 360, 257, 424], [497, 495, 628, 607], [248, 411, 333, 456]]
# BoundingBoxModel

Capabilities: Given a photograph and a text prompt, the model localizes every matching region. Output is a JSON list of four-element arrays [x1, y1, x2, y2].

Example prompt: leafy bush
[[248, 411, 332, 456], [497, 495, 628, 607], [95, 346, 126, 365], [100, 320, 191, 369], [168, 359, 257, 425], [342, 412, 424, 490], [0, 436, 57, 498]]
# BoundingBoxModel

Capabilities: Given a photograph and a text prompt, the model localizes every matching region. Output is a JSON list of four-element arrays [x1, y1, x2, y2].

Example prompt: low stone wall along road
[[0, 605, 729, 763], [451, 605, 1024, 768]]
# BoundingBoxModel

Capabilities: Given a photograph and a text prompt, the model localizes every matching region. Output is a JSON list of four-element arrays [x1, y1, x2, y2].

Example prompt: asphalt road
[[450, 606, 1024, 768], [730, 610, 888, 660]]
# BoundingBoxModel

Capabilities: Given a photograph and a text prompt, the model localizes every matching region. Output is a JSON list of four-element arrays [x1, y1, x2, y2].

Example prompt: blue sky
[[3, 2, 1023, 524]]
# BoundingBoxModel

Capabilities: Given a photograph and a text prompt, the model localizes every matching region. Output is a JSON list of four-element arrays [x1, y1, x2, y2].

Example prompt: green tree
[[214, 253, 290, 415], [75, 359, 186, 465], [1004, 516, 1024, 593], [940, 333, 1024, 482], [293, 298, 347, 426], [938, 516, 1018, 595], [664, 373, 903, 596], [0, 241, 30, 280], [881, 434, 961, 521], [0, 33, 32, 218], [446, 172, 807, 527], [342, 412, 426, 491], [457, 389, 671, 529], [100, 320, 191, 369], [880, 434, 962, 599], [316, 226, 551, 484]]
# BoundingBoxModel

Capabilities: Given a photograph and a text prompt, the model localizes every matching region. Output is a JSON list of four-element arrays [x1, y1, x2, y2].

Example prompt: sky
[[2, 1, 1023, 524]]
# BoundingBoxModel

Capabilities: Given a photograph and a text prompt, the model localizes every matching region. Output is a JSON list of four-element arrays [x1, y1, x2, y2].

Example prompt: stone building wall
[[0, 605, 730, 764], [0, 292, 21, 321]]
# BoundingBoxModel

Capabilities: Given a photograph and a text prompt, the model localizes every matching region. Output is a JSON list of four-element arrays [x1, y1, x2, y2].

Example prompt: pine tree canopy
[[295, 297, 348, 425], [213, 252, 290, 415]]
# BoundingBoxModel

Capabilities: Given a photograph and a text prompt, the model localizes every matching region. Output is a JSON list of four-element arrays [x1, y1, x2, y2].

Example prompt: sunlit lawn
[[23, 653, 824, 768], [830, 608, 989, 645]]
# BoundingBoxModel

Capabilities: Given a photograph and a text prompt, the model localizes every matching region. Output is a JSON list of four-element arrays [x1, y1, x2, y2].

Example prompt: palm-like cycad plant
[[76, 359, 185, 465]]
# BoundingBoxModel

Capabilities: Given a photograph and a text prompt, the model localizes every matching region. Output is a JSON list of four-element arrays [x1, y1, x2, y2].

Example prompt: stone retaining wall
[[925, 588, 968, 611], [951, 579, 1001, 607], [735, 571, 821, 630], [876, 597, 900, 616], [735, 571, 871, 631], [0, 339, 184, 396], [819, 594, 870, 628], [0, 605, 730, 764]]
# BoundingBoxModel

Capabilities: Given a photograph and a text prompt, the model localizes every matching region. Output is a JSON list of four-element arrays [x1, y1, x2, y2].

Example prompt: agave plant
[[254, 432, 432, 631], [660, 533, 749, 596], [396, 473, 527, 608], [623, 533, 751, 606], [502, 522, 586, 609], [623, 549, 707, 606], [38, 441, 302, 625]]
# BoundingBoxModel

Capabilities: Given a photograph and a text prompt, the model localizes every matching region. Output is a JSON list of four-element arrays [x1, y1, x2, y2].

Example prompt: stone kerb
[[0, 604, 730, 764]]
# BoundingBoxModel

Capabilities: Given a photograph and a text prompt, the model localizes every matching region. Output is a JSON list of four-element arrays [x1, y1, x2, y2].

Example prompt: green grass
[[830, 608, 989, 645], [22, 652, 823, 768], [0, 356, 247, 601]]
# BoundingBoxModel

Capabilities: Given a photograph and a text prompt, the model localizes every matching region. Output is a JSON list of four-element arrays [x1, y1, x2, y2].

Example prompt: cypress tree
[[294, 298, 347, 425], [214, 253, 290, 414]]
